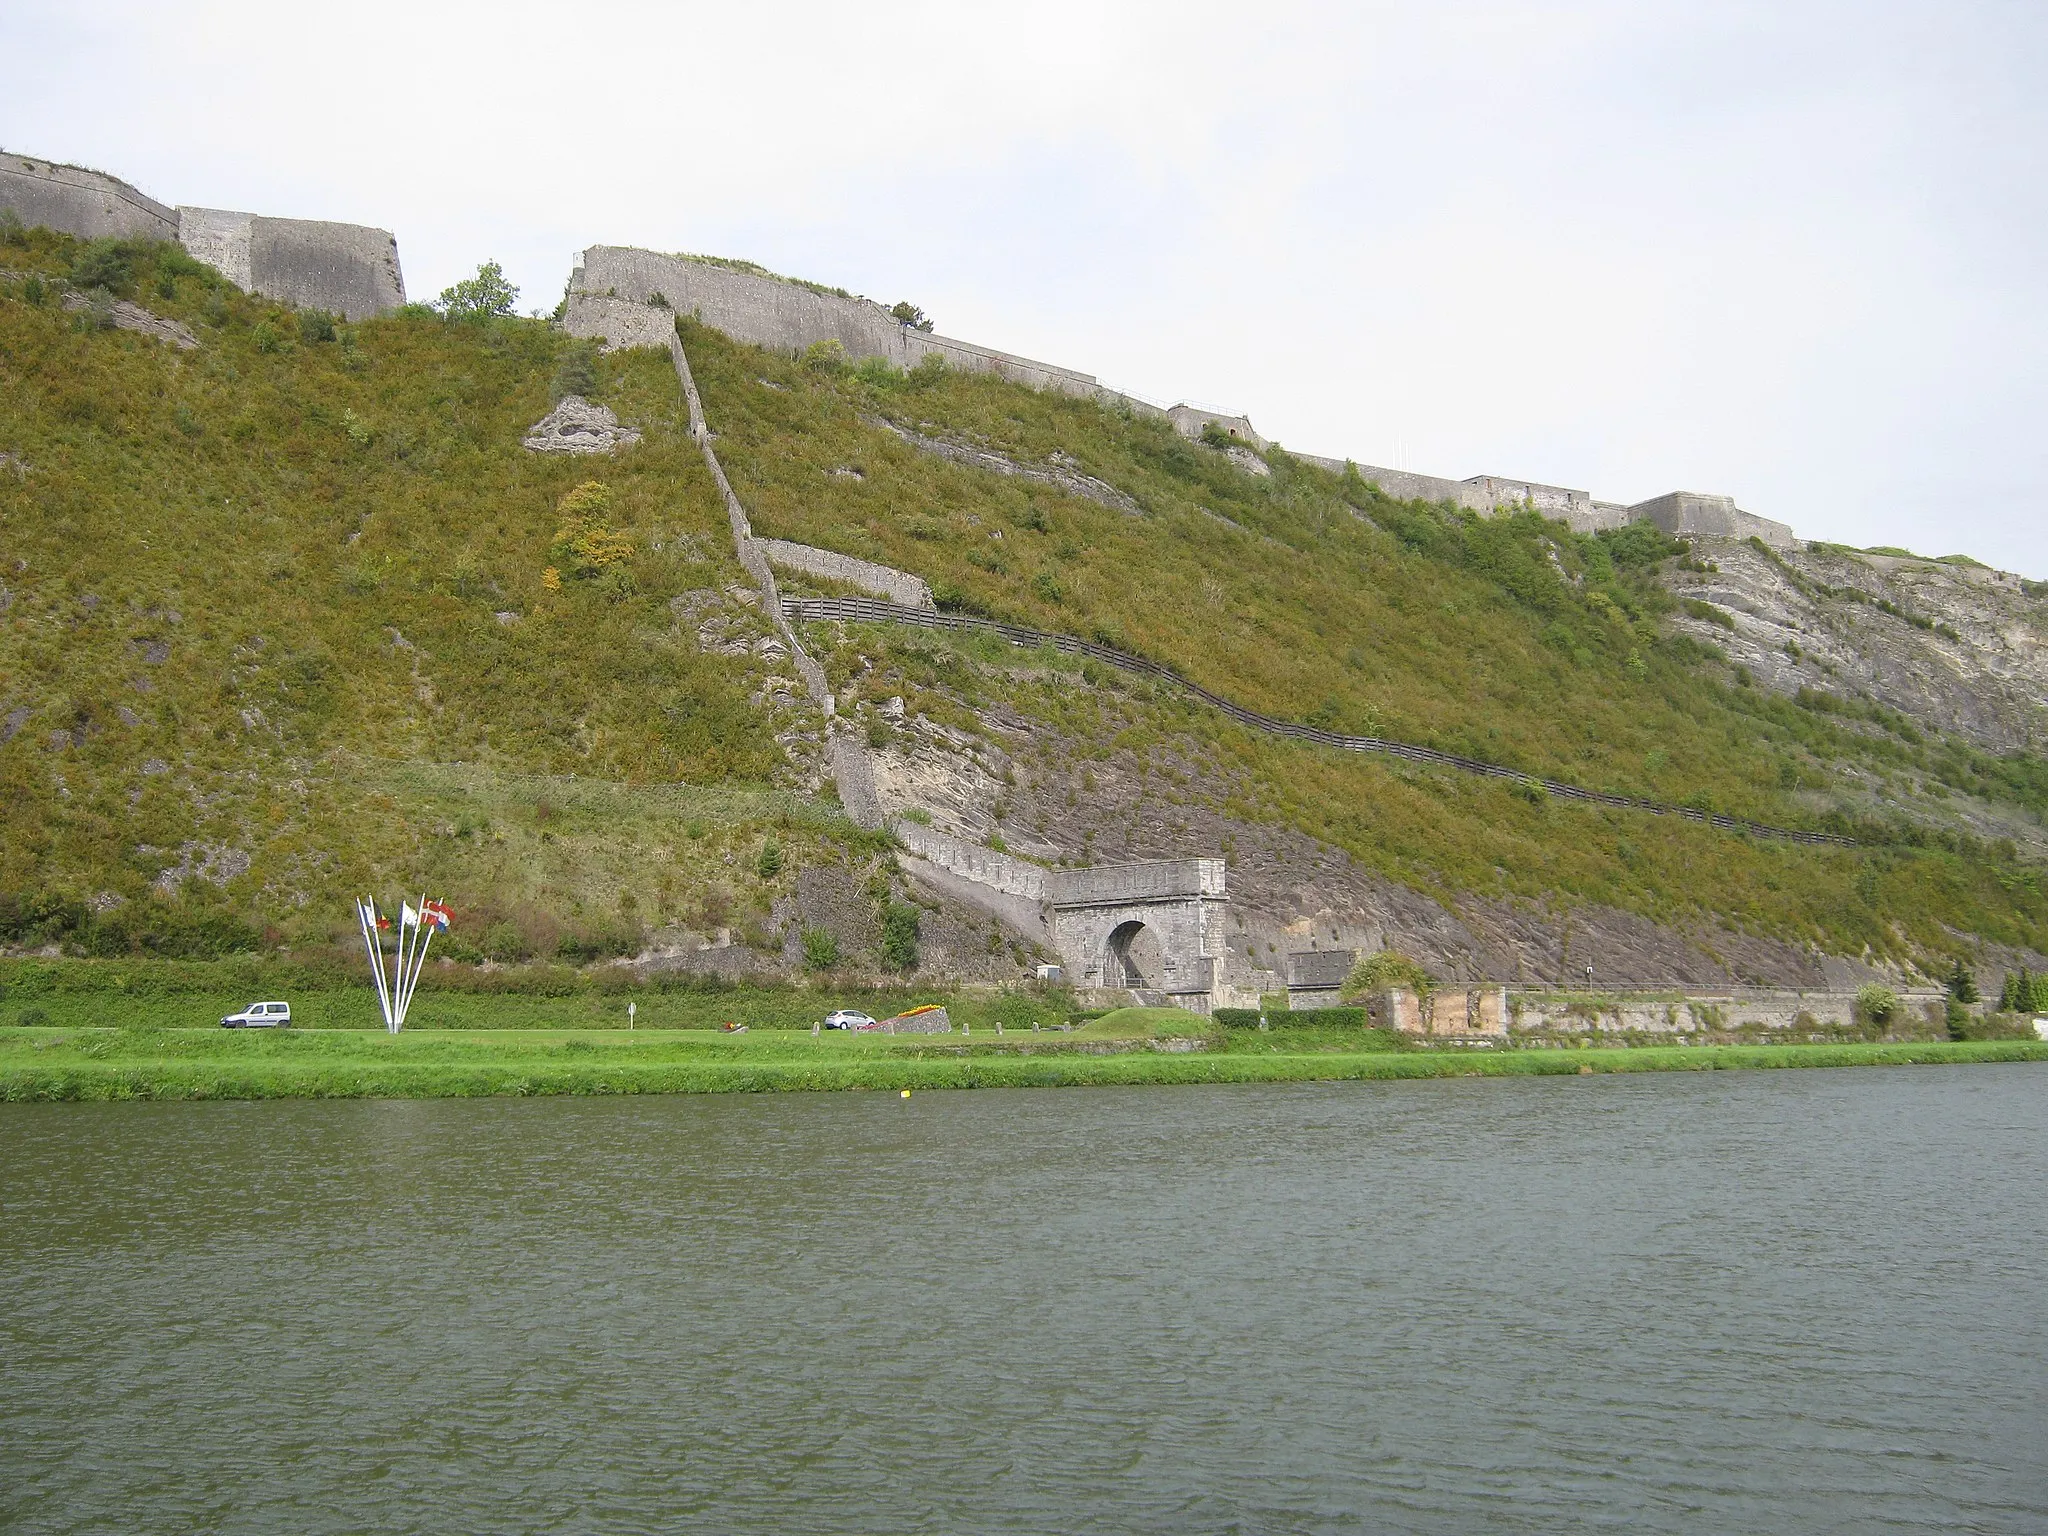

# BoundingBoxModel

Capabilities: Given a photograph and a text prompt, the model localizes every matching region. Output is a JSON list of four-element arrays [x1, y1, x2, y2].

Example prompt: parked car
[[823, 1010, 876, 1031], [220, 1001, 293, 1029]]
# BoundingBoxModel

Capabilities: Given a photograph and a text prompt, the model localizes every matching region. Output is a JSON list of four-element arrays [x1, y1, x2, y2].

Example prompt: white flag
[[401, 902, 420, 928]]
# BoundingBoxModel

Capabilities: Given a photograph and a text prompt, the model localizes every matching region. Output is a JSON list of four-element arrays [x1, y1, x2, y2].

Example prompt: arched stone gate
[[1047, 858, 1228, 1009]]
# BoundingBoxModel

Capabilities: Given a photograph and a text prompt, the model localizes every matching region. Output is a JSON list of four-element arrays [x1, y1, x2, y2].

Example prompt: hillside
[[2, 225, 2045, 991]]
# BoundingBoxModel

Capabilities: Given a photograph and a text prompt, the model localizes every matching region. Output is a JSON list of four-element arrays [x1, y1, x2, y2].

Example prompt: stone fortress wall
[[0, 151, 405, 321], [568, 243, 1800, 549]]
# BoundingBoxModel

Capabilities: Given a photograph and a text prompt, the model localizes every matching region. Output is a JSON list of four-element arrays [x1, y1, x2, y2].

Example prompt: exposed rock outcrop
[[1663, 537, 2047, 754], [522, 395, 641, 455]]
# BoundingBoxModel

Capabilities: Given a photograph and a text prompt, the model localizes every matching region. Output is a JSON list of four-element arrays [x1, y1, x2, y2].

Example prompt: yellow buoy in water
[[900, 1088, 911, 1098]]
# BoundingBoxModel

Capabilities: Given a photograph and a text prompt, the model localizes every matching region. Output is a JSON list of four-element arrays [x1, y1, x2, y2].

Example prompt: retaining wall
[[758, 539, 934, 609], [177, 209, 405, 320], [1631, 491, 1796, 550], [895, 823, 1047, 901], [1507, 989, 1948, 1035], [0, 152, 177, 241], [573, 246, 1121, 402]]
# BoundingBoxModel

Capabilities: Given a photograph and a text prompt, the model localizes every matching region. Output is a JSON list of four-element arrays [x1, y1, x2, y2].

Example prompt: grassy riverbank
[[2, 1025, 2041, 1102]]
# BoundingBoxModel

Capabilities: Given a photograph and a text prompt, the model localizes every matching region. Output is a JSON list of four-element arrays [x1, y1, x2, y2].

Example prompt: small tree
[[68, 238, 134, 295], [548, 482, 633, 577], [1342, 949, 1434, 1000], [801, 927, 840, 971], [1946, 958, 1979, 1005], [880, 902, 920, 971], [436, 259, 519, 320], [756, 839, 783, 879], [890, 301, 933, 332], [1854, 982, 1897, 1025]]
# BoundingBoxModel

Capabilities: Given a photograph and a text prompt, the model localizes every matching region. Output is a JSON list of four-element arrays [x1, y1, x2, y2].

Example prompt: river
[[3, 1066, 2044, 1533]]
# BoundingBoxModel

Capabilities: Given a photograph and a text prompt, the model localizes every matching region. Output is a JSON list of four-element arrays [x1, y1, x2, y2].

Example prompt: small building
[[1286, 949, 1355, 1010]]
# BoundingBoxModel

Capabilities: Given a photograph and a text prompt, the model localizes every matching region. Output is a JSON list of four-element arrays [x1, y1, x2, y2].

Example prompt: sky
[[5, 0, 2044, 574]]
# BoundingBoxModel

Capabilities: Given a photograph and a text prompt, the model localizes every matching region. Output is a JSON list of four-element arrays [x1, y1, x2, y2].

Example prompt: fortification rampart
[[0, 149, 405, 320], [0, 153, 177, 241], [178, 209, 405, 321], [571, 247, 1133, 406]]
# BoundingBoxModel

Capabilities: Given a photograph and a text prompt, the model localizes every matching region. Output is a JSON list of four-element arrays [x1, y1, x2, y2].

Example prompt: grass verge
[[1, 1028, 2040, 1102]]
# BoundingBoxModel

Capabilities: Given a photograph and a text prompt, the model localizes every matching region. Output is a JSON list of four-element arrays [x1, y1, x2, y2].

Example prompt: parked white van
[[221, 1001, 292, 1028]]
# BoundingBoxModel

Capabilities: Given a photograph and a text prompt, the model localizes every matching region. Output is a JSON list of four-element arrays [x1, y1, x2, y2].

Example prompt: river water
[[3, 1066, 2045, 1534]]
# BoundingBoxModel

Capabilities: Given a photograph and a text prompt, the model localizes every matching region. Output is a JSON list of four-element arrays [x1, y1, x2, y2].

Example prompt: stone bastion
[[1, 151, 405, 321]]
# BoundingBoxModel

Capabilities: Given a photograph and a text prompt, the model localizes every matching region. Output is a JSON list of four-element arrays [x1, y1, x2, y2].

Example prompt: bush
[[436, 259, 519, 321], [1946, 958, 1979, 1004], [548, 481, 633, 577], [68, 238, 134, 294], [1854, 982, 1898, 1024], [483, 921, 531, 964], [551, 339, 599, 402], [800, 339, 847, 374], [298, 309, 337, 344], [879, 902, 920, 971], [889, 301, 933, 332], [1342, 949, 1434, 999], [756, 840, 783, 879], [801, 928, 840, 970], [1213, 1008, 1262, 1029]]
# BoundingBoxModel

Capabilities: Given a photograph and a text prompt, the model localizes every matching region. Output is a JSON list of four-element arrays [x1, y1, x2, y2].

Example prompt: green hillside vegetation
[[683, 319, 2047, 958], [0, 229, 849, 957], [0, 223, 2043, 976]]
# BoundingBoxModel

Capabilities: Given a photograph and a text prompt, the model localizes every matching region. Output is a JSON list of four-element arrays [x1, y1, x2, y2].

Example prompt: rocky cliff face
[[1663, 538, 2047, 755]]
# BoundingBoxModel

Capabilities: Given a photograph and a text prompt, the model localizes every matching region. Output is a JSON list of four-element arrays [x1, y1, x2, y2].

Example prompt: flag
[[375, 910, 391, 931], [402, 902, 420, 928], [422, 900, 452, 930]]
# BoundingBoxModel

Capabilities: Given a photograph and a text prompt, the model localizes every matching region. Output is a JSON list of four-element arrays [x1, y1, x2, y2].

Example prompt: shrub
[[68, 238, 134, 294], [548, 482, 633, 577], [298, 309, 337, 344], [801, 928, 840, 970], [879, 902, 920, 971], [800, 339, 847, 374], [1854, 982, 1897, 1024], [0, 208, 23, 245], [22, 274, 44, 306], [1342, 949, 1434, 999], [889, 301, 933, 332], [551, 339, 599, 402], [1213, 1008, 1262, 1029], [483, 922, 531, 964], [756, 840, 783, 879], [436, 259, 519, 320], [1946, 958, 1979, 1004], [252, 320, 287, 354]]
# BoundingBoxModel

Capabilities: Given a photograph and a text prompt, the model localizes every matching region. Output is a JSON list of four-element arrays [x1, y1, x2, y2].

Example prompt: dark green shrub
[[551, 339, 599, 402], [22, 273, 44, 305], [801, 928, 840, 970], [879, 902, 920, 971], [756, 840, 783, 879], [297, 309, 337, 344], [18, 1006, 48, 1027], [1213, 1008, 1261, 1029], [483, 921, 531, 964], [68, 238, 134, 294]]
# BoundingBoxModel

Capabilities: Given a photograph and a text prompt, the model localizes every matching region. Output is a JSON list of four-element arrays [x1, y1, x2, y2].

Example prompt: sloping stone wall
[[176, 209, 404, 320], [758, 539, 934, 609], [0, 152, 176, 241]]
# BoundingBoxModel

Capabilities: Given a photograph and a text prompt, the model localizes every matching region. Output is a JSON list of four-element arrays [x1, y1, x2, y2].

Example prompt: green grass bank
[[2, 1026, 2041, 1102]]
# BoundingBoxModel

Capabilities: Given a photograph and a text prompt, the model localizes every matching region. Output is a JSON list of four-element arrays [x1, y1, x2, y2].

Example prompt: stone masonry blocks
[[0, 153, 178, 241]]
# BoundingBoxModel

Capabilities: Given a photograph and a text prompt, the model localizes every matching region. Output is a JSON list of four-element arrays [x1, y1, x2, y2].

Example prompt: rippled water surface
[[4, 1067, 2046, 1533]]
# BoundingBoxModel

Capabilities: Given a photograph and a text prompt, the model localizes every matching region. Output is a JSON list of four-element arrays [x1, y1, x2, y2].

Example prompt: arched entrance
[[1106, 920, 1166, 989]]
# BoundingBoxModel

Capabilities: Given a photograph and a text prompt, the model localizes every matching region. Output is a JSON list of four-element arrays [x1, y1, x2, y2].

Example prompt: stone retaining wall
[[0, 153, 176, 241], [895, 823, 1046, 900], [758, 539, 934, 609], [175, 210, 406, 320], [1507, 989, 1949, 1035]]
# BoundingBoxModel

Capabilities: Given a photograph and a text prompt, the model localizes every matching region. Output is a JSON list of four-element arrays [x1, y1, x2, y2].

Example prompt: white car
[[221, 1000, 292, 1029], [823, 1010, 876, 1031]]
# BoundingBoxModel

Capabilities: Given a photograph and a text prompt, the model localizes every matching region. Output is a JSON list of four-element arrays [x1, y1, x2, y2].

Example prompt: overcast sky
[[6, 0, 2044, 574]]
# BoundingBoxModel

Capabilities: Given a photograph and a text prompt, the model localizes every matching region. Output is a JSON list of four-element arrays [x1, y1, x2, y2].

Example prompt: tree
[[1946, 958, 1979, 1005], [880, 902, 920, 971], [436, 259, 519, 320], [890, 301, 933, 332]]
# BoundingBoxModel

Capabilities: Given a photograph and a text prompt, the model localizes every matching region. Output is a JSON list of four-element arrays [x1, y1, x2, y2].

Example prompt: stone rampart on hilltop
[[177, 209, 404, 321], [0, 153, 177, 241], [570, 246, 1136, 406], [1, 149, 405, 321]]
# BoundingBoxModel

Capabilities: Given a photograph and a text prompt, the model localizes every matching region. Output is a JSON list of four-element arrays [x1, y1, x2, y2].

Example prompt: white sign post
[[354, 896, 451, 1032]]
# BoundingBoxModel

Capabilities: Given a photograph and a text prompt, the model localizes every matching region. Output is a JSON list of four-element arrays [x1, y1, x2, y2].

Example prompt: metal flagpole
[[357, 898, 395, 1030]]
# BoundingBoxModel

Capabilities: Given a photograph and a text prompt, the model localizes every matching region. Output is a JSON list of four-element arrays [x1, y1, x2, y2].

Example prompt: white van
[[221, 1001, 293, 1028]]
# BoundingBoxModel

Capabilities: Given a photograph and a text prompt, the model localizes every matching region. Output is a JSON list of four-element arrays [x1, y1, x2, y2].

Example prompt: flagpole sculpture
[[354, 895, 452, 1032]]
